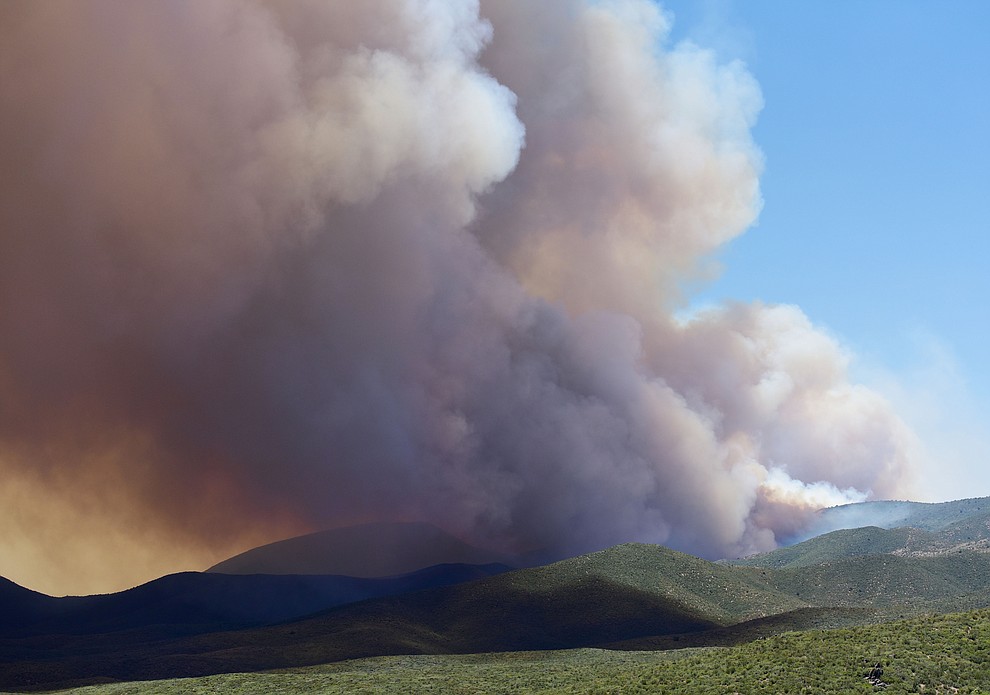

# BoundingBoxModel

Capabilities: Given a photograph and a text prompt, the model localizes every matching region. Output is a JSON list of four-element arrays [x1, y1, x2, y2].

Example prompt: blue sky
[[664, 1, 990, 500]]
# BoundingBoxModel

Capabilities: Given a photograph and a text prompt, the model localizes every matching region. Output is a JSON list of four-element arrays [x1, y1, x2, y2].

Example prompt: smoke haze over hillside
[[0, 0, 917, 594]]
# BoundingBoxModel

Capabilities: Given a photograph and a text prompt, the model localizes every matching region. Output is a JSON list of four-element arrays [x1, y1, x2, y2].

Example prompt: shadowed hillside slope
[[0, 544, 801, 689], [53, 609, 990, 694], [0, 563, 510, 640]]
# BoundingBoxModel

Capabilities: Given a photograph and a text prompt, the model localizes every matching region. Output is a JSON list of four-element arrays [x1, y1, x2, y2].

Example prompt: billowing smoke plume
[[0, 0, 916, 594]]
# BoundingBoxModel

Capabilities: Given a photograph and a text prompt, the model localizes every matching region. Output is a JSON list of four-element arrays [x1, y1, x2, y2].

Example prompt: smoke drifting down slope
[[0, 0, 916, 594]]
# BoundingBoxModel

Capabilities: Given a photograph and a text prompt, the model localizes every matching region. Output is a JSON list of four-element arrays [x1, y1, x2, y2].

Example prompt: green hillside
[[50, 609, 990, 694], [881, 497, 990, 532], [930, 510, 990, 549], [732, 526, 923, 569], [812, 496, 990, 536], [480, 543, 806, 624], [765, 551, 990, 610], [729, 498, 990, 569]]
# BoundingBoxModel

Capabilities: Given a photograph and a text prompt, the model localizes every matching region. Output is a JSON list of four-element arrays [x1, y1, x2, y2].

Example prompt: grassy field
[[46, 609, 990, 694]]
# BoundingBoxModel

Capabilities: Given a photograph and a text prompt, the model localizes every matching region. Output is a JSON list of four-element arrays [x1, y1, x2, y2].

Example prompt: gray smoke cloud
[[0, 0, 916, 594]]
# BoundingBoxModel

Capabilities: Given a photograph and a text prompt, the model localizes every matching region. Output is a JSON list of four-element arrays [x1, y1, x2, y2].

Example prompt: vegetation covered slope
[[737, 499, 990, 569], [732, 526, 920, 569], [810, 496, 990, 537], [47, 609, 990, 695], [765, 551, 990, 610]]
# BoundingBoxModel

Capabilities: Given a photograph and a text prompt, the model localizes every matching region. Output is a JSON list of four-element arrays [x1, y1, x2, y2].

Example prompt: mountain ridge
[[0, 562, 511, 640], [207, 521, 517, 577], [806, 495, 990, 538]]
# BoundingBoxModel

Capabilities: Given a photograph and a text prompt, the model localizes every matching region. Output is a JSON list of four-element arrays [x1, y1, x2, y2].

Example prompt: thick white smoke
[[0, 0, 916, 594]]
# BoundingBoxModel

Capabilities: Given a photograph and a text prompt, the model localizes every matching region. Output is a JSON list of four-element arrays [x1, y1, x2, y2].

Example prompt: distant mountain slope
[[926, 509, 990, 549], [766, 551, 990, 609], [0, 562, 510, 639], [0, 577, 65, 631], [733, 526, 927, 569], [207, 521, 515, 576], [809, 496, 990, 538], [735, 501, 990, 570]]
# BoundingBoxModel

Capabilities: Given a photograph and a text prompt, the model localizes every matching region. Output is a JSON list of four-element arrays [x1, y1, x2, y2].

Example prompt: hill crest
[[207, 521, 515, 577]]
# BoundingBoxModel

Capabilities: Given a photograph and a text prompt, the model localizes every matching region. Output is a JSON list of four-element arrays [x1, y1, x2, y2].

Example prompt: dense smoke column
[[0, 0, 915, 594]]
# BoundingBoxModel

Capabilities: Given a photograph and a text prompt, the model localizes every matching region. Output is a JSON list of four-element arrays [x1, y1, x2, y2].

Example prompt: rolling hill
[[207, 521, 517, 576], [807, 495, 990, 539], [734, 497, 990, 570], [0, 543, 801, 689], [732, 525, 929, 569], [9, 539, 990, 690], [0, 563, 510, 640]]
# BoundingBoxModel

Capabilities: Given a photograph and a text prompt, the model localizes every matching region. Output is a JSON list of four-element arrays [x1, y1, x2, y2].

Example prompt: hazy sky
[[1, 0, 986, 595], [666, 0, 990, 501]]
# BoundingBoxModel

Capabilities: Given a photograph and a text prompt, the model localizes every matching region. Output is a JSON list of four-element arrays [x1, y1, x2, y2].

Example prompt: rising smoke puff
[[0, 0, 916, 594]]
